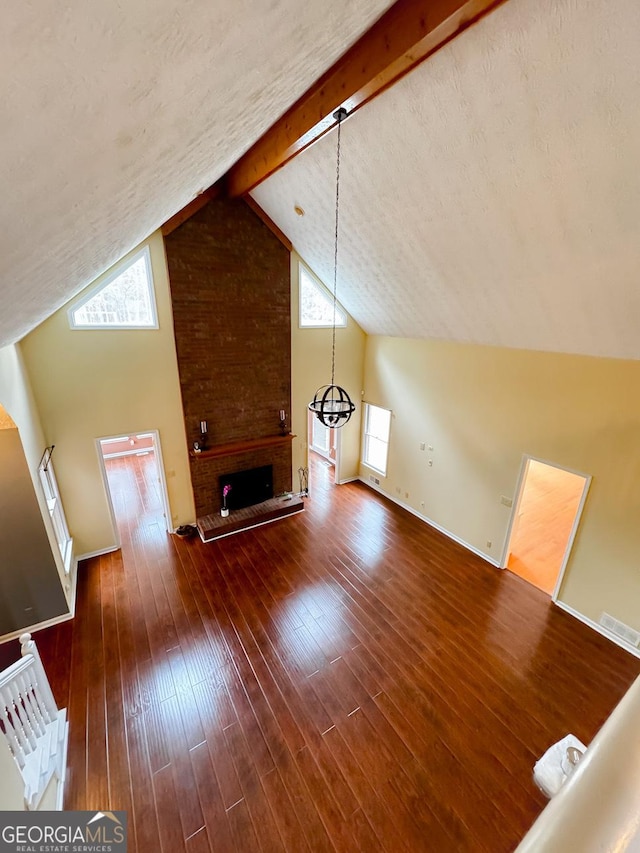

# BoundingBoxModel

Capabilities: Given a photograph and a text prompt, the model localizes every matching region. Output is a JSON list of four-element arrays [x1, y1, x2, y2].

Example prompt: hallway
[[103, 449, 166, 535]]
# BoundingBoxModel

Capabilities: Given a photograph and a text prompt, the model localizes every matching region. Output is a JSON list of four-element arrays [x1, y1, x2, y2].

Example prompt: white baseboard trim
[[0, 609, 74, 646], [75, 545, 119, 561], [358, 477, 500, 568], [64, 556, 79, 618], [336, 476, 359, 485], [554, 600, 640, 659]]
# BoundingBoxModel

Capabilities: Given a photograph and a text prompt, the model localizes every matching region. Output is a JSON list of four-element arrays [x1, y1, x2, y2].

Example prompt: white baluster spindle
[[0, 682, 26, 768], [20, 634, 58, 722], [6, 676, 37, 752], [17, 670, 46, 738]]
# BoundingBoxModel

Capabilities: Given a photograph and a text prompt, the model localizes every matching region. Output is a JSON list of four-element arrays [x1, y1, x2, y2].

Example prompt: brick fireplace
[[164, 197, 292, 519]]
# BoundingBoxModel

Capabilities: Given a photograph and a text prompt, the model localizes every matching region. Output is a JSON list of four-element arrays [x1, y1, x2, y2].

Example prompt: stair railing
[[0, 634, 59, 771], [19, 633, 58, 721]]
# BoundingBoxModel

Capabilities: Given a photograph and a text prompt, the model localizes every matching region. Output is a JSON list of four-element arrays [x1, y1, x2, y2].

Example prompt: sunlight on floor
[[507, 461, 585, 595]]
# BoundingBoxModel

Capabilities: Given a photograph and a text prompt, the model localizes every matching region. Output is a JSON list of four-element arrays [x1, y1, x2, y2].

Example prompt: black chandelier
[[308, 107, 356, 429]]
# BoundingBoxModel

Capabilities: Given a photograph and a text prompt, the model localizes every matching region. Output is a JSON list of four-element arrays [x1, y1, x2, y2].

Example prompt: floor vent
[[369, 475, 380, 486], [599, 613, 640, 647]]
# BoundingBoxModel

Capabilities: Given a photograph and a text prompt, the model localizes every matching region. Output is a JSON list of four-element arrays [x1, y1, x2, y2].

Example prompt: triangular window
[[299, 264, 347, 328], [69, 245, 158, 329]]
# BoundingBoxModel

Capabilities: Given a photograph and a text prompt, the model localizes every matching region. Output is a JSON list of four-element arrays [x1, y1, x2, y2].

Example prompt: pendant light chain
[[307, 106, 355, 429], [331, 108, 344, 388]]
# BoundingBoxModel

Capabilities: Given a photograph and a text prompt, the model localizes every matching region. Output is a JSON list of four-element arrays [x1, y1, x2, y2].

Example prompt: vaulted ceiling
[[3, 0, 640, 360], [253, 0, 640, 360], [0, 0, 392, 346]]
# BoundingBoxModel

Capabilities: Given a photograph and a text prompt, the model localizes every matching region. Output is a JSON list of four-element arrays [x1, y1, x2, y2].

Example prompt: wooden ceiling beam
[[225, 0, 505, 198], [161, 184, 222, 236]]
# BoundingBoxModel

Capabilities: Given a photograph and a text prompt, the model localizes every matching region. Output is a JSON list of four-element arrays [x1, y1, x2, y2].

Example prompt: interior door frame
[[307, 410, 342, 480], [500, 454, 592, 602], [96, 429, 172, 543]]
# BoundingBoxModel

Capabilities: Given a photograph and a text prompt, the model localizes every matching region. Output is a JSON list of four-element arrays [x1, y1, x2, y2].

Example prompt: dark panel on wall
[[164, 198, 292, 516], [0, 429, 68, 635]]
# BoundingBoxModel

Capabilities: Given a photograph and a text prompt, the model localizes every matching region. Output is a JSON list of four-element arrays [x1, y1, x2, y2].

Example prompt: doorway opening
[[502, 457, 590, 597], [97, 430, 171, 545], [307, 409, 341, 487]]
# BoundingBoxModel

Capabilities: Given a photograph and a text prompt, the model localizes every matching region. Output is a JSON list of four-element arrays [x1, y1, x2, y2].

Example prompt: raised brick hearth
[[196, 494, 304, 543]]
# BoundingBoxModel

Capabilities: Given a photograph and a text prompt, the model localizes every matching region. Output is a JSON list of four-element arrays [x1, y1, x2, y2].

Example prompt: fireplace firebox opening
[[218, 465, 273, 510]]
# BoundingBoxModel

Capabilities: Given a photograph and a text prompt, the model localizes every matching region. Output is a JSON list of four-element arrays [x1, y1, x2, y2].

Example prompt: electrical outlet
[[486, 540, 492, 548], [420, 442, 425, 451], [500, 495, 513, 507]]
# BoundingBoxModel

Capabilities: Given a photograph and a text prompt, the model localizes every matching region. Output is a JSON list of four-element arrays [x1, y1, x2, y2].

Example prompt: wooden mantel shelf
[[190, 434, 295, 460]]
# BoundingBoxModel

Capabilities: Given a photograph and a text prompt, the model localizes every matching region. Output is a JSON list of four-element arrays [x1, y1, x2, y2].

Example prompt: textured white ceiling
[[0, 0, 392, 346], [253, 0, 640, 360]]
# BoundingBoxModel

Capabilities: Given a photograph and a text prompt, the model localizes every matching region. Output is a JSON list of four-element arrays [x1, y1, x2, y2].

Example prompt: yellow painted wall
[[291, 252, 366, 484], [362, 336, 640, 630], [0, 345, 47, 474], [20, 231, 195, 555], [0, 344, 69, 601]]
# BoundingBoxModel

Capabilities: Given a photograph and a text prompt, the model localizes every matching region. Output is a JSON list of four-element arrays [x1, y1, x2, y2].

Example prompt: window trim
[[361, 402, 392, 477], [68, 244, 159, 330], [38, 453, 72, 574], [299, 262, 347, 329]]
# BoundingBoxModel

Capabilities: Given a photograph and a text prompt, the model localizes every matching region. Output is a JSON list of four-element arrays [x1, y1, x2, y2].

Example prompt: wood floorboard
[[294, 745, 359, 852], [226, 797, 262, 852], [153, 762, 188, 853], [185, 827, 211, 853], [189, 741, 236, 853], [126, 712, 162, 853], [29, 451, 639, 851]]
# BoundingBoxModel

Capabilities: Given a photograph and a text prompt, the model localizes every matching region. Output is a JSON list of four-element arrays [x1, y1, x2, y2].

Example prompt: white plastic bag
[[533, 734, 586, 798]]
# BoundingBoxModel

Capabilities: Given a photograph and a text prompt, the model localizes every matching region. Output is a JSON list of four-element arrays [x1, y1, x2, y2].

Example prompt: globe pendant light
[[308, 107, 356, 428]]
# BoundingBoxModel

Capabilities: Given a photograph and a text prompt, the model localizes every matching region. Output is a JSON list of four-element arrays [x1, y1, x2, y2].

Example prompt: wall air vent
[[599, 613, 640, 647], [369, 475, 380, 486]]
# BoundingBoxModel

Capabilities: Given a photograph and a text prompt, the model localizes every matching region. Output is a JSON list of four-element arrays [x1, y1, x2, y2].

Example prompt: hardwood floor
[[30, 453, 639, 852]]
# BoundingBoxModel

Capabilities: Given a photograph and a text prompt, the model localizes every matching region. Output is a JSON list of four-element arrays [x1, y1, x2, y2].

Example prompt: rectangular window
[[362, 403, 391, 476], [38, 450, 72, 573]]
